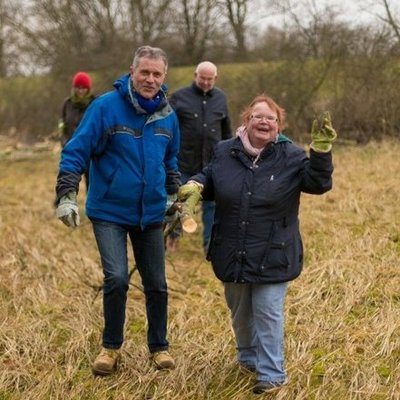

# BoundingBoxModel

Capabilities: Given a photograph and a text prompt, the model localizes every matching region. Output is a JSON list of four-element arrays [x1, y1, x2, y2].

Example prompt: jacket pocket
[[266, 239, 292, 267], [258, 238, 292, 275], [258, 235, 303, 278]]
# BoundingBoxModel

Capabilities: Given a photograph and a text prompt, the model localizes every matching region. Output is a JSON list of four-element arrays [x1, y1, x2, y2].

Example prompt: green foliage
[[2, 58, 400, 143]]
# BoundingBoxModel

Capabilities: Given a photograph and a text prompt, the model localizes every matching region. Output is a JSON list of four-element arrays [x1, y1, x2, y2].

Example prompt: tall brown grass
[[1, 139, 400, 399]]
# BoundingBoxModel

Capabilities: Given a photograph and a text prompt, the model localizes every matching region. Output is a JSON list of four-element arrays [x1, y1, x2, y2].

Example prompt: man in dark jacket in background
[[168, 61, 232, 253]]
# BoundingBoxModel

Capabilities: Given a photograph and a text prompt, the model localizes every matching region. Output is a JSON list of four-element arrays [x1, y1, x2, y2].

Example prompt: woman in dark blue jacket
[[178, 94, 336, 394]]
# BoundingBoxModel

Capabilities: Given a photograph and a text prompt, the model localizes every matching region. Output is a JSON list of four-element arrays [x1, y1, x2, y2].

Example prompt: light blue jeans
[[224, 282, 288, 383]]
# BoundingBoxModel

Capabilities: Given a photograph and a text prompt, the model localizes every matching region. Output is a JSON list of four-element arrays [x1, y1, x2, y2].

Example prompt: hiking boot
[[150, 350, 175, 369], [253, 379, 288, 394], [92, 347, 121, 376]]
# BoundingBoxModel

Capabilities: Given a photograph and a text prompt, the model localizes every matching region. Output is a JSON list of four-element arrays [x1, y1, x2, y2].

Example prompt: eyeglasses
[[251, 115, 278, 123]]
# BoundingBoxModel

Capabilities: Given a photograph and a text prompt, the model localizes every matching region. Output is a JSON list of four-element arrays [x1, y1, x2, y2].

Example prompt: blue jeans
[[224, 282, 288, 382], [181, 172, 215, 248], [91, 219, 169, 353]]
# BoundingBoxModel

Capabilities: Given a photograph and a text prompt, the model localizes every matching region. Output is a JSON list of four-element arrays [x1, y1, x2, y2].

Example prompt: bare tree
[[374, 0, 400, 43], [127, 0, 174, 45], [174, 0, 219, 64], [12, 0, 128, 74], [219, 0, 248, 60], [0, 0, 23, 76], [246, 0, 354, 135], [0, 0, 6, 77]]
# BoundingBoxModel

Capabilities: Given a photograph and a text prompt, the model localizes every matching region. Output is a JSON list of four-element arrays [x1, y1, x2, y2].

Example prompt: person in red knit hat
[[72, 71, 92, 89], [58, 71, 96, 190]]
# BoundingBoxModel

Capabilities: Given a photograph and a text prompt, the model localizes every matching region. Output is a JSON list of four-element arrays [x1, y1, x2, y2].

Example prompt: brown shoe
[[150, 350, 175, 369], [92, 347, 121, 376]]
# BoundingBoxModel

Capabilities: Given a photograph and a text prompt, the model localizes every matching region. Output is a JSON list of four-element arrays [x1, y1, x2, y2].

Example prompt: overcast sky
[[250, 0, 398, 28]]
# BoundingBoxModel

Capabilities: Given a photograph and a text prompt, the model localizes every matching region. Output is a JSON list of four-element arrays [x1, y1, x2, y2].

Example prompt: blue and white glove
[[56, 191, 80, 228]]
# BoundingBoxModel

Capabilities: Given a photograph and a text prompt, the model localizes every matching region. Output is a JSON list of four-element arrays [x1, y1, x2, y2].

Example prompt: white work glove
[[56, 191, 80, 228]]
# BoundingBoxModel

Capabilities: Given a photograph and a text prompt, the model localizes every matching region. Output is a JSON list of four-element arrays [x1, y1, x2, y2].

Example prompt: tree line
[[2, 0, 399, 76], [1, 0, 400, 142]]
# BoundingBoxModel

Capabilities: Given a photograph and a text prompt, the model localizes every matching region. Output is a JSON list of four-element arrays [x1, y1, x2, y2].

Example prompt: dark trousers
[[91, 219, 169, 352]]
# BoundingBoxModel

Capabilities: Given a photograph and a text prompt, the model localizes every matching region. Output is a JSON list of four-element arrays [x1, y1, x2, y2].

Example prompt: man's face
[[130, 57, 166, 99], [194, 69, 217, 93]]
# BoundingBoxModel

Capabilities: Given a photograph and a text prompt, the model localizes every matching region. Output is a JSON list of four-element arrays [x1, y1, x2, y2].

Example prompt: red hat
[[72, 72, 92, 89]]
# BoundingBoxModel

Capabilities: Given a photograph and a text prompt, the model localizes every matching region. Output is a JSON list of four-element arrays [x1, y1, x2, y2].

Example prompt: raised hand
[[310, 111, 337, 153]]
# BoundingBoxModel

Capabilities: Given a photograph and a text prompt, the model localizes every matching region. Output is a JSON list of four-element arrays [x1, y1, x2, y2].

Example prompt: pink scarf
[[236, 125, 263, 157]]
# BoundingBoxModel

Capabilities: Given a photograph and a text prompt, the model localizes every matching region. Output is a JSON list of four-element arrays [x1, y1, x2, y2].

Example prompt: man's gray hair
[[132, 46, 168, 71]]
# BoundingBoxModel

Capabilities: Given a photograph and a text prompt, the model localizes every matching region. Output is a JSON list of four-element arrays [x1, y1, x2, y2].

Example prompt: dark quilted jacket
[[169, 83, 232, 175], [192, 136, 334, 284]]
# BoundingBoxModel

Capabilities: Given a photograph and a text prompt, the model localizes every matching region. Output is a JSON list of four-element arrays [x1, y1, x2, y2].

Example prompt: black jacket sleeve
[[300, 150, 333, 194], [55, 171, 81, 205], [165, 169, 181, 195]]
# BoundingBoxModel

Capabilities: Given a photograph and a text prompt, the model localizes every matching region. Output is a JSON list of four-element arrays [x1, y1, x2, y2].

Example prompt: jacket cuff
[[165, 170, 181, 194], [55, 171, 81, 205]]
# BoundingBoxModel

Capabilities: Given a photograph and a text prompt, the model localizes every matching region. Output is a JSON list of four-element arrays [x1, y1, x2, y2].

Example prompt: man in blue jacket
[[55, 46, 180, 375]]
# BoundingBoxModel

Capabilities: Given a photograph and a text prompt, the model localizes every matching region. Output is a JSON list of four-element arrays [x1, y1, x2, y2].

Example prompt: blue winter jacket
[[56, 74, 181, 228], [192, 136, 334, 284]]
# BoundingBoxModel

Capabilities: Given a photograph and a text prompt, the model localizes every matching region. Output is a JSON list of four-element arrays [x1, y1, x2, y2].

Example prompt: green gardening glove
[[177, 181, 201, 200], [56, 191, 80, 228], [310, 111, 337, 153], [177, 181, 203, 208]]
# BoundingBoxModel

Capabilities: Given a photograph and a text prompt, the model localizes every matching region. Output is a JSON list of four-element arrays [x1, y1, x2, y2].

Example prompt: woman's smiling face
[[246, 101, 279, 149]]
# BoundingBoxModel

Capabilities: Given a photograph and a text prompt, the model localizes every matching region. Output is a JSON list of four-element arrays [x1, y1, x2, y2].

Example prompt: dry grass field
[[1, 139, 400, 400]]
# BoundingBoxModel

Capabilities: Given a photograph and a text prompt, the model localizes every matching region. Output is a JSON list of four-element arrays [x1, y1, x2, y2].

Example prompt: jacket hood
[[277, 133, 292, 143]]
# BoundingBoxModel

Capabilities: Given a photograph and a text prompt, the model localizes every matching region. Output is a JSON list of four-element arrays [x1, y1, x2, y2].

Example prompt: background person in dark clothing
[[177, 94, 336, 394], [58, 71, 96, 190], [168, 61, 232, 252]]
